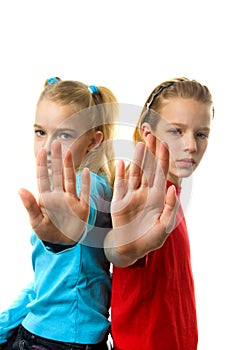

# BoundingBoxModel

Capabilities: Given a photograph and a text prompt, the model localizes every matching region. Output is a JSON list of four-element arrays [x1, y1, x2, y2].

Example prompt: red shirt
[[111, 185, 198, 350]]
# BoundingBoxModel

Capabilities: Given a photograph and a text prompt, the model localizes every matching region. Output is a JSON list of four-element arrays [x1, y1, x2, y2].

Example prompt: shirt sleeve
[[0, 282, 36, 344]]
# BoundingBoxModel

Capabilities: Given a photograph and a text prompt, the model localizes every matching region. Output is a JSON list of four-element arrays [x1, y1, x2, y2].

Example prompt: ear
[[140, 122, 153, 141], [87, 131, 103, 151]]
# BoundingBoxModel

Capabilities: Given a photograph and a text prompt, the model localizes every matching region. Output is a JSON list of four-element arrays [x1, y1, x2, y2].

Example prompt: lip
[[176, 158, 196, 168]]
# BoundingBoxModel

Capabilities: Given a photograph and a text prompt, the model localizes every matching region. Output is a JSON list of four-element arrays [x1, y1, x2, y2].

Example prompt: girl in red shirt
[[104, 77, 214, 350]]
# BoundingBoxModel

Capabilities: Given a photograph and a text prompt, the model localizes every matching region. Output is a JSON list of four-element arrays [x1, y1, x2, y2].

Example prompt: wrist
[[104, 228, 146, 267]]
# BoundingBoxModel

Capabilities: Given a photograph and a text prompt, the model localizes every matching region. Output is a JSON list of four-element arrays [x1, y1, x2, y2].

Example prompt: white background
[[0, 1, 232, 349]]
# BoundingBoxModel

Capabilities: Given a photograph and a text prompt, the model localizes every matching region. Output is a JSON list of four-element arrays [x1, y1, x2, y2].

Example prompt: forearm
[[0, 282, 35, 343]]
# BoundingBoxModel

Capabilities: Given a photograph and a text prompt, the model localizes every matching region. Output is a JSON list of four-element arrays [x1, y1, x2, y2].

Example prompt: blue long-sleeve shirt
[[0, 172, 112, 344]]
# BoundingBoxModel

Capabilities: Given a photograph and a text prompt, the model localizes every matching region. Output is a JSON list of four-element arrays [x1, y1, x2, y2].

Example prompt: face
[[34, 99, 101, 171], [145, 98, 212, 184]]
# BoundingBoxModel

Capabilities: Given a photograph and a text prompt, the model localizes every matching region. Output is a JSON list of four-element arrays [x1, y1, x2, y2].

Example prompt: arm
[[0, 282, 35, 344], [19, 141, 90, 244], [104, 135, 179, 267]]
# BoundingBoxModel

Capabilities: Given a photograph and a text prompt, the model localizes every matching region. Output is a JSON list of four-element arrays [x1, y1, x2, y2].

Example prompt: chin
[[169, 167, 194, 182], [178, 168, 195, 179]]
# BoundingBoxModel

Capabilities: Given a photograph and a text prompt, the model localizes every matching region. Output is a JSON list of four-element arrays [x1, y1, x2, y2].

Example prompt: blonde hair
[[38, 78, 119, 187], [133, 77, 214, 144]]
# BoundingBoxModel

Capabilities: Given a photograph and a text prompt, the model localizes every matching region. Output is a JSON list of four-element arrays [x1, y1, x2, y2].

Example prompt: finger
[[18, 188, 43, 229], [113, 160, 127, 201], [37, 149, 51, 193], [153, 142, 169, 191], [141, 135, 157, 187], [145, 133, 156, 155], [128, 142, 145, 189], [63, 150, 77, 195], [51, 141, 63, 190], [79, 167, 90, 210], [159, 185, 179, 233]]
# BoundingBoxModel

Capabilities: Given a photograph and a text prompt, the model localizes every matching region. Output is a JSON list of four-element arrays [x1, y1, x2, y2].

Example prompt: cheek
[[60, 143, 70, 158], [69, 142, 88, 167], [168, 153, 178, 173], [59, 139, 79, 161], [156, 136, 181, 160], [166, 139, 183, 160], [197, 142, 208, 161], [155, 129, 183, 155]]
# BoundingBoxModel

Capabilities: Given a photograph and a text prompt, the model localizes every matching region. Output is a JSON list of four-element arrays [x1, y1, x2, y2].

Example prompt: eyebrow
[[34, 124, 77, 132], [34, 124, 42, 128], [168, 122, 210, 131]]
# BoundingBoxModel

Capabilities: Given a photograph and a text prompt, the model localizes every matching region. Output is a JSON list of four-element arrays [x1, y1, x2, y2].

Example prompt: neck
[[167, 174, 182, 186]]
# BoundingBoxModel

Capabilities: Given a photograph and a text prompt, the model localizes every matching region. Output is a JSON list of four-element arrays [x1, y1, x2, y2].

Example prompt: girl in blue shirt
[[0, 77, 119, 350]]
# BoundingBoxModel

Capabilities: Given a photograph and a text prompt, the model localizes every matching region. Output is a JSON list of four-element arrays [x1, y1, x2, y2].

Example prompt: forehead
[[35, 99, 86, 130], [158, 98, 212, 128], [35, 99, 97, 134], [36, 100, 74, 123]]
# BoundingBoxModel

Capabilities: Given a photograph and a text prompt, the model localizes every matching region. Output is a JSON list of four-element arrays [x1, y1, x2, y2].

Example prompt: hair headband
[[142, 82, 175, 125], [47, 77, 59, 85], [88, 85, 99, 95], [146, 82, 175, 110]]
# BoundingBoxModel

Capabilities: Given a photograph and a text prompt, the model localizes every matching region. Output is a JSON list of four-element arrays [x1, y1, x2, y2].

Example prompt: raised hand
[[104, 135, 179, 267], [19, 141, 90, 244]]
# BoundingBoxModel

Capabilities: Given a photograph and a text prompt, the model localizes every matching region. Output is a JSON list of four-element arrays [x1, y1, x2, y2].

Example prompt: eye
[[59, 132, 73, 140], [168, 128, 182, 136], [35, 129, 45, 137], [195, 132, 208, 139]]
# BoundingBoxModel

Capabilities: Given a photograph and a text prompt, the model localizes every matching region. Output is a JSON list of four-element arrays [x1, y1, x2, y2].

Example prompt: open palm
[[105, 135, 179, 266], [19, 141, 90, 244]]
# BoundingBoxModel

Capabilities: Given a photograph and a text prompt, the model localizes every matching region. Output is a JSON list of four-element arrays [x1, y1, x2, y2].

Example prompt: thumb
[[160, 185, 179, 233], [18, 188, 43, 228]]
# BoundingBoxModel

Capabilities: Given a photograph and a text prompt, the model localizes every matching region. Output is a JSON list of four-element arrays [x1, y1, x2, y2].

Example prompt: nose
[[183, 133, 197, 153], [44, 136, 53, 156]]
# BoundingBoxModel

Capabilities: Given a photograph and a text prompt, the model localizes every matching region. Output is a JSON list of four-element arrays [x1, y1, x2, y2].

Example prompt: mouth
[[176, 158, 196, 168]]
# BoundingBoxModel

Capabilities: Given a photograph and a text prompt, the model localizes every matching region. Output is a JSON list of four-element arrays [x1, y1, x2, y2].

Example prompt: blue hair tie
[[47, 77, 59, 85], [88, 85, 99, 95]]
